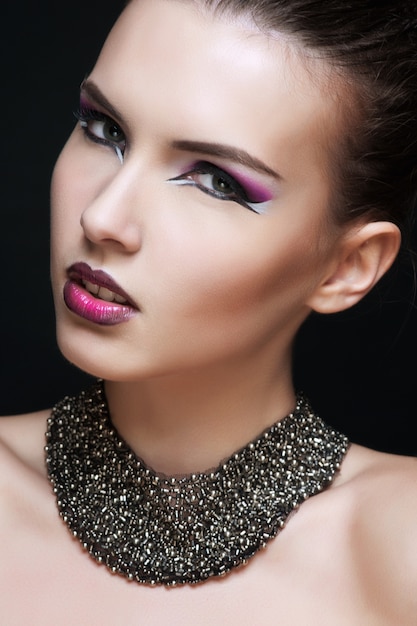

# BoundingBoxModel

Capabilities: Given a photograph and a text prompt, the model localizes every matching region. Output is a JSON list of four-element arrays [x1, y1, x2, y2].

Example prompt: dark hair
[[187, 0, 417, 242]]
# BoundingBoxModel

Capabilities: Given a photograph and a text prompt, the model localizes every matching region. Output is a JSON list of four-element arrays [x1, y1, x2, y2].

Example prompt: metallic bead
[[46, 379, 349, 586]]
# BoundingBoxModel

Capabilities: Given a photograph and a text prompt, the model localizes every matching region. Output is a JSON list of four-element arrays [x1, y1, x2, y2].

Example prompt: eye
[[198, 171, 237, 197], [168, 161, 270, 214], [74, 106, 126, 162]]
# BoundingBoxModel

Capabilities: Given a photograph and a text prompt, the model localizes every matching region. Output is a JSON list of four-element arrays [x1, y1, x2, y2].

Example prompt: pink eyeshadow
[[223, 168, 273, 202]]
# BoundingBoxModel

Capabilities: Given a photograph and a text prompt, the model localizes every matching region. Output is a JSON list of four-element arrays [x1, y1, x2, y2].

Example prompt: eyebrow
[[80, 79, 281, 181], [80, 79, 127, 126], [172, 140, 281, 180]]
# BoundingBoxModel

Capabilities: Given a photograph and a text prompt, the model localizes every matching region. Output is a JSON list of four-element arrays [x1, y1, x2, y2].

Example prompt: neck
[[105, 358, 296, 476], [46, 382, 349, 586]]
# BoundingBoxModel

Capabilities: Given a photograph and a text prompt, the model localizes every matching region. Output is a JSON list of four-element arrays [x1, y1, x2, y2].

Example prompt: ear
[[308, 221, 401, 314]]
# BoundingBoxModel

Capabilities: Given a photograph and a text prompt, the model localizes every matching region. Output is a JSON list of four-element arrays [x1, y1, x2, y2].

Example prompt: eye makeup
[[223, 168, 273, 204], [168, 160, 274, 214], [74, 86, 276, 211], [74, 96, 126, 163]]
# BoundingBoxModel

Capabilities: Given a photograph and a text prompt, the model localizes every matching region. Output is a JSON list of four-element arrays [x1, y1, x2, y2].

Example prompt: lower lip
[[63, 281, 137, 326]]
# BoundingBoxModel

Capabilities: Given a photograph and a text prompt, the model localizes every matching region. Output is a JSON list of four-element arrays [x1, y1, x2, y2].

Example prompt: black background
[[2, 1, 417, 455]]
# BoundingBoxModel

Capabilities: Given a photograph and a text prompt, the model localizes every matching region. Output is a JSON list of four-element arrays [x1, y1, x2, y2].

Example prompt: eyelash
[[168, 162, 267, 214], [74, 105, 126, 162], [74, 106, 268, 214]]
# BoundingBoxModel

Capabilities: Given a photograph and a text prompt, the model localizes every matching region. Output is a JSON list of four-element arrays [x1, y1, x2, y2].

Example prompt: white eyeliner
[[166, 178, 269, 215], [115, 146, 124, 164]]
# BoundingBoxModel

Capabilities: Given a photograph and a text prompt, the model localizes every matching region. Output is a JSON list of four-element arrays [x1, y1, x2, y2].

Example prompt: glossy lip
[[63, 262, 139, 326]]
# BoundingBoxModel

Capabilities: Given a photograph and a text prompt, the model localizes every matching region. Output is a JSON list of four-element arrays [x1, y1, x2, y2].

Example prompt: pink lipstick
[[63, 262, 138, 325]]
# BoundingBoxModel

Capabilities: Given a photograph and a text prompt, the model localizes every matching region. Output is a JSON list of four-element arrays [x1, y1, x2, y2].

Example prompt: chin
[[55, 324, 114, 380], [55, 326, 156, 383]]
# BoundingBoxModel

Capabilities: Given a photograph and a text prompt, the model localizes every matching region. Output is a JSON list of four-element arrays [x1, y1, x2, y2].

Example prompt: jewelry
[[45, 380, 349, 586]]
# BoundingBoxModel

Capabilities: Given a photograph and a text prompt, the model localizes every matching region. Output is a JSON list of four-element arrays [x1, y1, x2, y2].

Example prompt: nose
[[80, 164, 142, 253]]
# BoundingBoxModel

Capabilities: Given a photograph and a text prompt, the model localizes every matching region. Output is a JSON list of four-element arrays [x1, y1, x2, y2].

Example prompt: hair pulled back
[[198, 0, 417, 240]]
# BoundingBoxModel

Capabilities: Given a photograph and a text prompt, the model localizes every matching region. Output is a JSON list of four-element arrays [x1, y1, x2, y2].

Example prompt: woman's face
[[50, 0, 346, 380]]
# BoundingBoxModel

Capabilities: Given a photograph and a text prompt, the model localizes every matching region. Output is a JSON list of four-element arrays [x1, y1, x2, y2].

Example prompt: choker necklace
[[45, 380, 349, 586]]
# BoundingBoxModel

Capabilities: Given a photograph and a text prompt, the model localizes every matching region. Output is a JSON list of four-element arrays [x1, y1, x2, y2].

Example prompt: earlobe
[[308, 221, 401, 314]]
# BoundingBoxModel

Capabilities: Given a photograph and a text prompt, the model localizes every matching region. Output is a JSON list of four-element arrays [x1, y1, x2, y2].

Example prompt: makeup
[[225, 168, 273, 204], [115, 146, 124, 164], [74, 96, 126, 163], [168, 161, 274, 214], [64, 263, 138, 326]]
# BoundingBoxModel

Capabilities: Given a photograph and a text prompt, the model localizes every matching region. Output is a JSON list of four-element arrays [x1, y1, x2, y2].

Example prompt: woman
[[1, 0, 416, 623]]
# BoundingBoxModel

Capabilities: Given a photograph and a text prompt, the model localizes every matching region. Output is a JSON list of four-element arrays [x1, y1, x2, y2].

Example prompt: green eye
[[212, 175, 233, 195], [75, 106, 126, 160], [103, 121, 124, 143]]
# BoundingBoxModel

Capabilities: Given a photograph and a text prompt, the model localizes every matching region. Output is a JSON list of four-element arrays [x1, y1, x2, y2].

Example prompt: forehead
[[91, 0, 343, 182]]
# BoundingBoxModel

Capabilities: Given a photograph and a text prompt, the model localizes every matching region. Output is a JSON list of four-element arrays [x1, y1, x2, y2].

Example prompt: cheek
[[51, 138, 82, 229], [50, 130, 111, 221], [50, 139, 94, 281], [144, 237, 319, 367], [157, 224, 321, 324]]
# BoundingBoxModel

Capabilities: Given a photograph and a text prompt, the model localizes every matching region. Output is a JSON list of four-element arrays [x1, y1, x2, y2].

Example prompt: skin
[[1, 1, 416, 623]]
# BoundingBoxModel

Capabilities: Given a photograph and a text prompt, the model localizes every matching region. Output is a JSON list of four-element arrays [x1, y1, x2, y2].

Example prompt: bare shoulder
[[0, 406, 61, 546], [0, 407, 51, 477], [338, 443, 417, 612], [343, 442, 417, 511], [343, 441, 417, 529]]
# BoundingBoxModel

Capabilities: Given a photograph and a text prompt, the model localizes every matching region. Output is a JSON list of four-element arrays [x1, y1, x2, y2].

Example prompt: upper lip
[[67, 262, 138, 308]]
